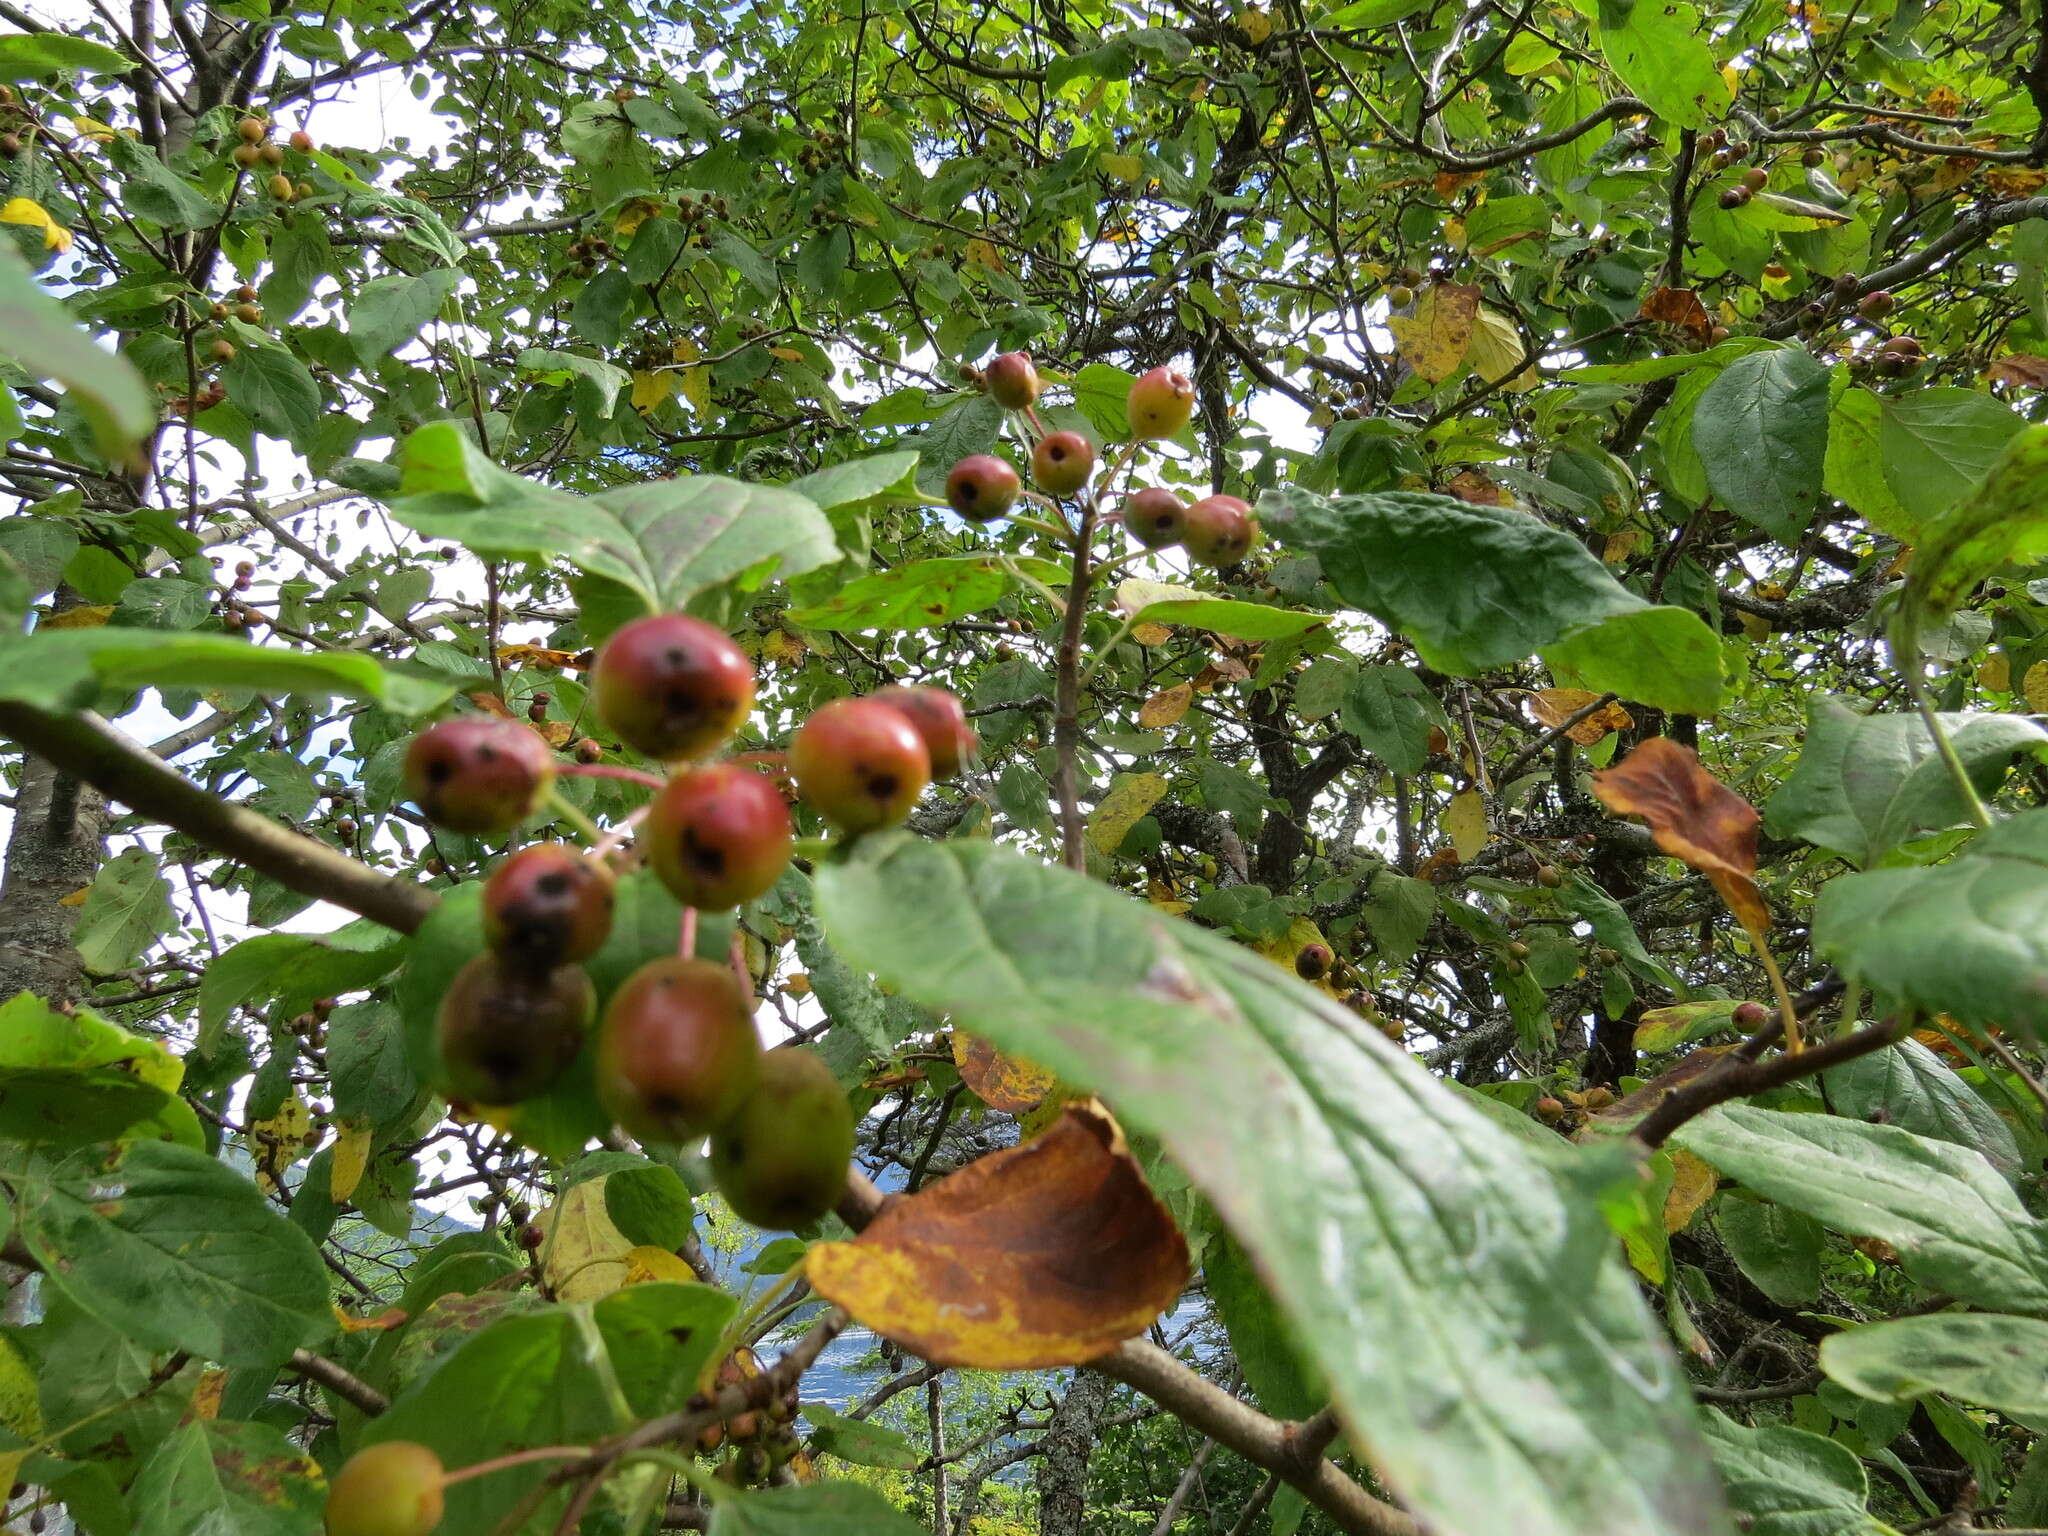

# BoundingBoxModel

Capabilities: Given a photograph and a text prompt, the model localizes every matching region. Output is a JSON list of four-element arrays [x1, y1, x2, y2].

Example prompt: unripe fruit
[[268, 173, 296, 200], [983, 350, 1041, 409], [597, 957, 762, 1144], [1731, 1000, 1771, 1029], [260, 143, 285, 166], [237, 116, 267, 142], [403, 717, 556, 835], [235, 302, 262, 324], [210, 338, 236, 362], [1803, 147, 1825, 166], [788, 697, 931, 832], [1120, 487, 1188, 550], [437, 952, 591, 1105], [232, 142, 262, 167], [710, 1047, 855, 1229], [574, 737, 603, 764], [481, 844, 615, 970], [237, 284, 259, 302], [1718, 185, 1750, 209], [1507, 940, 1530, 960], [944, 454, 1021, 522], [1030, 431, 1094, 496], [592, 613, 755, 762], [1857, 290, 1894, 319], [0, 134, 18, 159], [1294, 943, 1332, 981], [1708, 325, 1731, 343], [869, 685, 976, 778], [1386, 283, 1414, 307], [1127, 366, 1195, 438], [1881, 333, 1921, 356], [296, 180, 314, 199], [645, 763, 792, 909], [1741, 167, 1766, 190], [1533, 1096, 1566, 1124], [1582, 1086, 1616, 1110], [1181, 495, 1257, 568], [324, 1441, 444, 1536], [291, 130, 315, 152], [518, 1222, 544, 1250]]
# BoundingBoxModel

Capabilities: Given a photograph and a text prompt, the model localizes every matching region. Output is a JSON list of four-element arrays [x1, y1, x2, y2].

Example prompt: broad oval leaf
[[1689, 345, 1829, 543], [129, 1419, 325, 1536], [1700, 1412, 1887, 1536], [1820, 1313, 2048, 1416], [786, 555, 1050, 632], [22, 1139, 333, 1366], [815, 834, 1728, 1536]]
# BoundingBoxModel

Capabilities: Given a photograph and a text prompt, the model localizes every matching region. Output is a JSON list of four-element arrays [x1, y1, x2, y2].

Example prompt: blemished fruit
[[869, 685, 977, 778], [481, 844, 616, 970], [1732, 1000, 1771, 1029], [592, 613, 755, 762], [1533, 1096, 1566, 1124], [597, 957, 762, 1144], [232, 142, 262, 167], [210, 338, 236, 362], [789, 697, 932, 832], [710, 1047, 855, 1230], [1535, 864, 1562, 888], [235, 302, 262, 323], [1294, 944, 1332, 981], [1582, 1086, 1616, 1110], [1718, 185, 1750, 208], [437, 953, 591, 1105], [1386, 283, 1414, 307], [267, 173, 296, 200], [1741, 167, 1766, 190], [644, 763, 792, 909], [259, 143, 285, 166], [1031, 431, 1094, 496], [1181, 495, 1257, 568], [290, 129, 315, 152], [1127, 366, 1195, 438], [1857, 290, 1894, 319], [944, 454, 1021, 522], [404, 718, 555, 835], [237, 116, 266, 143], [324, 1441, 444, 1536], [1121, 487, 1188, 549], [983, 350, 1041, 409]]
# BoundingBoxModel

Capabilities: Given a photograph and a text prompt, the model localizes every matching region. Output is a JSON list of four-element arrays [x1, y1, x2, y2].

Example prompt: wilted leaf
[[537, 1176, 634, 1301], [330, 1120, 372, 1202], [1593, 738, 1768, 935], [1663, 1150, 1717, 1233], [1530, 688, 1633, 744], [1139, 682, 1193, 728], [1633, 1001, 1742, 1055], [1387, 282, 1481, 384], [1637, 288, 1712, 343], [952, 1032, 1058, 1113], [1989, 354, 2048, 389], [807, 1103, 1189, 1368]]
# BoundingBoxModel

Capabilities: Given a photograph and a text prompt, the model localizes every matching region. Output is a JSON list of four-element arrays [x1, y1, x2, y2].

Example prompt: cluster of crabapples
[[400, 611, 976, 1231], [940, 353, 1261, 569]]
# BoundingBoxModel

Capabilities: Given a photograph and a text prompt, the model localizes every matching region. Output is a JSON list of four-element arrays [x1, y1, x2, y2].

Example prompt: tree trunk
[[0, 754, 107, 1007], [1037, 1369, 1112, 1536]]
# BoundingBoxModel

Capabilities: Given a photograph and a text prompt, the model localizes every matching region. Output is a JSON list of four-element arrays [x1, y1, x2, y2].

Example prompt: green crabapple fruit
[[945, 454, 1021, 522], [983, 350, 1041, 409], [1030, 431, 1094, 496], [1127, 366, 1195, 438], [324, 1441, 444, 1536], [596, 957, 762, 1144], [710, 1047, 855, 1229]]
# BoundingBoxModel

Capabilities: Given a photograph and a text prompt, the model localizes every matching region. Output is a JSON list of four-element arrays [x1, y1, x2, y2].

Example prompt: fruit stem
[[557, 762, 668, 790], [440, 1445, 594, 1487], [546, 787, 605, 848], [700, 1258, 807, 1396], [678, 904, 699, 960], [587, 802, 651, 864], [1754, 935, 1802, 1054]]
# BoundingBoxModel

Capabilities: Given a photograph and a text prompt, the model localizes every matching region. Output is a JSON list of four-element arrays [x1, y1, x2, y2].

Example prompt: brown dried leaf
[[1637, 287, 1713, 343], [1138, 682, 1194, 728], [1444, 469, 1508, 506], [806, 1103, 1189, 1369], [1529, 687, 1634, 745], [1592, 738, 1768, 935], [952, 1031, 1058, 1113], [1988, 354, 2048, 389], [495, 643, 579, 670], [1387, 282, 1481, 383], [1663, 1150, 1718, 1233]]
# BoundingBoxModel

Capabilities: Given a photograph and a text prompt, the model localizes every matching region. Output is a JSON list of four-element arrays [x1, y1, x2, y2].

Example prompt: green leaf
[[1700, 1412, 1889, 1536], [0, 33, 134, 78], [1363, 869, 1435, 963], [0, 244, 155, 462], [1715, 1194, 1823, 1307], [221, 346, 323, 447], [106, 137, 219, 231], [911, 396, 1004, 495], [1812, 811, 2048, 1045], [816, 835, 1726, 1536], [788, 450, 922, 511], [786, 556, 1041, 632], [1595, 0, 1727, 129], [571, 267, 634, 349], [1689, 346, 1829, 542], [708, 1484, 928, 1536], [1673, 1104, 2048, 1312], [1264, 486, 1722, 711], [198, 928, 404, 1055], [1898, 422, 2048, 631], [22, 1139, 333, 1366], [602, 1163, 695, 1250], [390, 423, 838, 618], [366, 1284, 735, 1536], [1824, 386, 1911, 539], [0, 994, 200, 1149], [1822, 1035, 2022, 1177], [801, 1401, 925, 1470], [0, 627, 455, 714], [1632, 1001, 1740, 1055], [516, 347, 627, 423], [1124, 592, 1331, 642], [1765, 698, 2046, 868], [328, 999, 422, 1135], [1880, 389, 2028, 542], [1340, 664, 1444, 777], [129, 1419, 325, 1536], [71, 846, 172, 974], [1071, 360, 1140, 441], [1206, 1231, 1322, 1418], [1821, 1313, 2048, 1416], [349, 269, 463, 366]]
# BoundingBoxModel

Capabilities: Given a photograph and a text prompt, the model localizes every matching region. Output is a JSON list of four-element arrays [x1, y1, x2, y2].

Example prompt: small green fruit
[[1181, 495, 1257, 568], [983, 350, 1041, 409], [711, 1047, 855, 1229], [1127, 365, 1195, 439], [1030, 431, 1094, 496], [789, 696, 932, 832], [597, 957, 762, 1144], [324, 1441, 444, 1536]]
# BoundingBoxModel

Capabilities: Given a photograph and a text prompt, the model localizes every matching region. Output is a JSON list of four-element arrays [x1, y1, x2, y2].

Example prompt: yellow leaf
[[622, 1246, 699, 1285], [41, 605, 113, 629], [1445, 789, 1488, 862], [671, 337, 710, 413], [538, 1176, 634, 1301], [952, 1031, 1059, 1113], [0, 197, 73, 254], [1138, 682, 1193, 728], [1386, 282, 1481, 384], [70, 116, 120, 143], [191, 1369, 227, 1421], [1132, 623, 1173, 646], [57, 886, 91, 908], [330, 1119, 373, 1203], [1602, 530, 1640, 563], [0, 1333, 41, 1499], [1663, 1150, 1717, 1233], [630, 369, 675, 413], [1980, 653, 2011, 692], [613, 198, 663, 237], [1086, 771, 1168, 856], [1099, 152, 1143, 184], [1464, 306, 1539, 392], [2027, 661, 2048, 715], [964, 238, 1005, 272], [769, 346, 804, 362], [1254, 918, 1338, 994], [1235, 6, 1272, 43], [252, 1089, 312, 1150], [760, 628, 810, 665], [1737, 611, 1771, 642]]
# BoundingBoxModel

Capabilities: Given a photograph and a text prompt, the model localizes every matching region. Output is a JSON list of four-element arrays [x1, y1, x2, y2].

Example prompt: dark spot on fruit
[[427, 759, 453, 783], [538, 873, 569, 896], [864, 771, 898, 799], [649, 1092, 682, 1118]]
